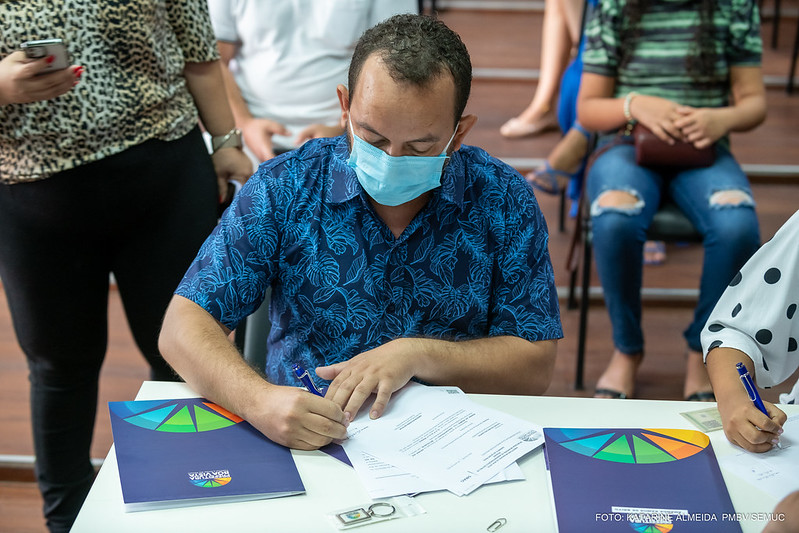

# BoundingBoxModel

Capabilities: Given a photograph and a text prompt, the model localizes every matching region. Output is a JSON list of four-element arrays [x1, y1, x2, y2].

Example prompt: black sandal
[[594, 388, 629, 399], [685, 391, 716, 402]]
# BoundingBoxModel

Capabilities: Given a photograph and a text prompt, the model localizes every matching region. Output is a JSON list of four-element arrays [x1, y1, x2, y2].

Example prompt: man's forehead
[[352, 54, 456, 113]]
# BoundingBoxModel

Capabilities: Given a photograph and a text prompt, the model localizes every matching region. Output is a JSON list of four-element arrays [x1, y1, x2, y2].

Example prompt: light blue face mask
[[347, 118, 459, 206]]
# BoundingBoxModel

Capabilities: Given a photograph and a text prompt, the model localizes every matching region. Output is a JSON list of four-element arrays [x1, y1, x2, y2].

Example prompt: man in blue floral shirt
[[160, 14, 562, 450]]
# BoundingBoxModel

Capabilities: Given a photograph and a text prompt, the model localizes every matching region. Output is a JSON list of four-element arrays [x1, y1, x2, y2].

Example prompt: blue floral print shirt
[[176, 135, 562, 386]]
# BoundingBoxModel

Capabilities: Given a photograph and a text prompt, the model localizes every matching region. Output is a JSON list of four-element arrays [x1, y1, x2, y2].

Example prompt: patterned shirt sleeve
[[701, 210, 799, 388], [582, 0, 622, 78], [166, 0, 220, 62], [175, 166, 282, 329], [726, 0, 762, 66], [487, 166, 563, 342]]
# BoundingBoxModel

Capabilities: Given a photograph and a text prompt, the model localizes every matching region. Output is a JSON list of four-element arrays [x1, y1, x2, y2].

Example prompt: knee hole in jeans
[[597, 190, 639, 207], [591, 189, 645, 217], [708, 189, 754, 207]]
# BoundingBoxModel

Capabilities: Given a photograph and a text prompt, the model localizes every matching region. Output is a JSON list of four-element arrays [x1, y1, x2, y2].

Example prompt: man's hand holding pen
[[249, 384, 348, 451]]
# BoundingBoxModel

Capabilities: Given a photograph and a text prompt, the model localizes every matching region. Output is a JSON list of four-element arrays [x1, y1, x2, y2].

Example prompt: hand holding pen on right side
[[0, 51, 81, 106], [246, 383, 349, 451], [718, 396, 785, 453], [716, 384, 786, 453]]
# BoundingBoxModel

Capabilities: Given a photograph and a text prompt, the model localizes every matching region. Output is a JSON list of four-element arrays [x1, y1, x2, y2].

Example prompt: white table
[[72, 382, 797, 533]]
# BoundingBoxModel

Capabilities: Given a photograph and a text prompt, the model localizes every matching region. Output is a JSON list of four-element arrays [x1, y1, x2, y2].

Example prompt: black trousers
[[0, 127, 218, 532]]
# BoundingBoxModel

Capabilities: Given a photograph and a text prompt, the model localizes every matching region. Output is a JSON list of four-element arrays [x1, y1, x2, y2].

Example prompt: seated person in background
[[702, 209, 798, 452], [208, 0, 416, 162], [159, 14, 562, 450], [577, 0, 766, 400], [525, 0, 666, 268]]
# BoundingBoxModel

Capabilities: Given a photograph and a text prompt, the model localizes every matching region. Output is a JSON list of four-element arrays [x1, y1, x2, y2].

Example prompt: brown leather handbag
[[633, 124, 715, 168]]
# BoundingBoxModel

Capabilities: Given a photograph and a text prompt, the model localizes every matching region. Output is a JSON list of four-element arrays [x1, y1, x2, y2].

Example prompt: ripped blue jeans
[[586, 140, 760, 355]]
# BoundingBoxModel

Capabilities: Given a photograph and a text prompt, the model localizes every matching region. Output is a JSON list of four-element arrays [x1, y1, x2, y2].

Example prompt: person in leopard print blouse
[[0, 2, 251, 531]]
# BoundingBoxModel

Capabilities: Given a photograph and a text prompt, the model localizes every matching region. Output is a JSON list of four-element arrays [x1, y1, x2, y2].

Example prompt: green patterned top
[[583, 0, 761, 108]]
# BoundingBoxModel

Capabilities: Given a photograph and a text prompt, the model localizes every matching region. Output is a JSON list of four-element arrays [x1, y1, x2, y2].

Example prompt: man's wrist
[[239, 378, 277, 421], [211, 127, 243, 153], [404, 337, 449, 382]]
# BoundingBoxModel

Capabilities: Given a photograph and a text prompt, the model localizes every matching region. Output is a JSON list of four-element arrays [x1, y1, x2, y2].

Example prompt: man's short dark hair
[[348, 14, 472, 126]]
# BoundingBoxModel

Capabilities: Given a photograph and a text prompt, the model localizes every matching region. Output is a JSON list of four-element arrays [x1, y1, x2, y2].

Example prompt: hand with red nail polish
[[0, 50, 80, 105]]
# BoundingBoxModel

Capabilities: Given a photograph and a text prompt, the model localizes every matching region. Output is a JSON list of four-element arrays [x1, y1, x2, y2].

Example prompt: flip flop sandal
[[644, 241, 667, 265], [685, 391, 716, 402], [526, 162, 571, 195], [524, 122, 594, 196], [593, 387, 630, 399]]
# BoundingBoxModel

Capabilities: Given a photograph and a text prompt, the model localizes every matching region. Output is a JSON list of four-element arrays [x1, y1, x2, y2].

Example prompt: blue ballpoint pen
[[292, 363, 324, 397], [736, 362, 782, 448]]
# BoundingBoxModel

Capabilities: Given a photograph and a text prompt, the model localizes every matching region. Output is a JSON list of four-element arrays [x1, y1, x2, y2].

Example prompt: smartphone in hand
[[20, 39, 70, 73]]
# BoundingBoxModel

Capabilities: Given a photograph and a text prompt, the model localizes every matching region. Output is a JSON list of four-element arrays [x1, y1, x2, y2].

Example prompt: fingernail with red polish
[[46, 55, 55, 64]]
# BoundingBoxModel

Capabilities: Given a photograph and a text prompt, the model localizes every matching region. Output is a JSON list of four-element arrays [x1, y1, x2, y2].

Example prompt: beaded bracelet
[[623, 91, 638, 122]]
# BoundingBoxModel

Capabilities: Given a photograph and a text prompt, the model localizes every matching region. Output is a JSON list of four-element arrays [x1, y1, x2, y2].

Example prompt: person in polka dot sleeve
[[702, 209, 799, 453], [703, 210, 799, 533]]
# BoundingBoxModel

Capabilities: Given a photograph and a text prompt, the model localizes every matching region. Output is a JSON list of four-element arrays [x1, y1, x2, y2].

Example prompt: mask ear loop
[[442, 121, 461, 156]]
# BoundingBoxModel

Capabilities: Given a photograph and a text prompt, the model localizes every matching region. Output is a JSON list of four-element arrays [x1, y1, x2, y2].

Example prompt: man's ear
[[450, 114, 477, 152], [336, 84, 350, 129]]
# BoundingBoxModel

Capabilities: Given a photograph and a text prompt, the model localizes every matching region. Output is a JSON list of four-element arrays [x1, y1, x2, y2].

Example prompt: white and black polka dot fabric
[[701, 210, 799, 405]]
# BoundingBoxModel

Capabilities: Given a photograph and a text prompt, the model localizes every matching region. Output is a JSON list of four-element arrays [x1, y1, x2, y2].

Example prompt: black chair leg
[[568, 267, 578, 310], [575, 228, 592, 390], [789, 15, 799, 94], [772, 0, 782, 49], [559, 189, 567, 233]]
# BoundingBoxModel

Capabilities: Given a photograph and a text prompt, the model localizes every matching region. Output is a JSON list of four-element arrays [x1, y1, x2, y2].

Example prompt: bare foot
[[594, 350, 643, 399], [684, 349, 715, 401], [500, 108, 558, 138]]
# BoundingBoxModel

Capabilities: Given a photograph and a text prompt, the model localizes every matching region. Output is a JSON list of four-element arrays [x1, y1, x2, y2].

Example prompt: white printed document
[[346, 448, 525, 499], [341, 382, 543, 496]]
